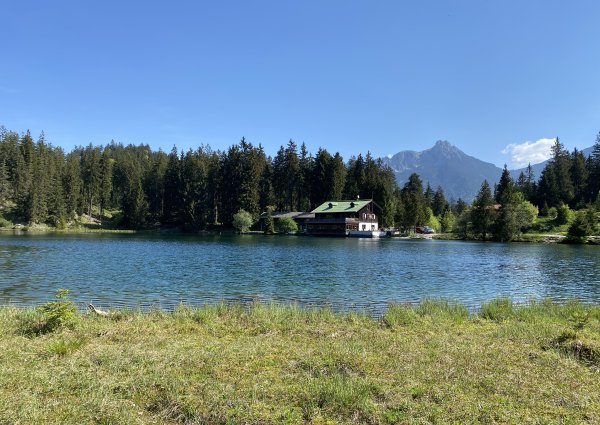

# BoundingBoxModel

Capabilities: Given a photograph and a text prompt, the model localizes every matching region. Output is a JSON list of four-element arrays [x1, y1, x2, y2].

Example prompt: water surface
[[1, 233, 599, 313]]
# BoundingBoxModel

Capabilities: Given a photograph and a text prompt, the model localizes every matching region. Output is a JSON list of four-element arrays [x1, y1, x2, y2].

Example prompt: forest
[[0, 125, 599, 240]]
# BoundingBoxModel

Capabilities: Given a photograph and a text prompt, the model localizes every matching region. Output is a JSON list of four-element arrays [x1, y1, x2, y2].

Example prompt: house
[[258, 211, 314, 232], [305, 199, 383, 236]]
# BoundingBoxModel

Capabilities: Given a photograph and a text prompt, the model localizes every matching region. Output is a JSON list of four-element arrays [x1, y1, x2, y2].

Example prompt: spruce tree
[[471, 180, 495, 240], [432, 186, 447, 216], [495, 165, 514, 205], [400, 173, 427, 229], [162, 146, 182, 225]]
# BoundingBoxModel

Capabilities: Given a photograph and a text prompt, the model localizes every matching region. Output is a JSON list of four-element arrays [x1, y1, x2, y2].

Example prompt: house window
[[362, 224, 366, 230]]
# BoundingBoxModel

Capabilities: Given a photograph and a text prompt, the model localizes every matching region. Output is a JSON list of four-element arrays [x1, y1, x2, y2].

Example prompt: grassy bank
[[1, 299, 599, 424]]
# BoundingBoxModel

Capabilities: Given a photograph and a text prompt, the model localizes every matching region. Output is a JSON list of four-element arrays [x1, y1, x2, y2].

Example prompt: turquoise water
[[0, 233, 599, 313]]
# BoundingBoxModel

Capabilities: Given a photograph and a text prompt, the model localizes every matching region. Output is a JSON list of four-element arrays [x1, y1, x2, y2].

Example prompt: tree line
[[0, 126, 598, 238], [0, 127, 404, 229], [457, 137, 600, 241]]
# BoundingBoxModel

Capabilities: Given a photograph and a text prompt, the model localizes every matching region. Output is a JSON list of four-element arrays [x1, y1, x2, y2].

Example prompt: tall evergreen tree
[[495, 165, 514, 205], [81, 144, 102, 219], [63, 150, 83, 219], [471, 180, 495, 240], [586, 132, 600, 203], [431, 186, 447, 216], [400, 173, 427, 229], [162, 146, 182, 225], [570, 148, 588, 208], [99, 148, 114, 221]]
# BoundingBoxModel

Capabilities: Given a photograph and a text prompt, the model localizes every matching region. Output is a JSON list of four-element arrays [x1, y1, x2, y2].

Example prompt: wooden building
[[305, 199, 383, 237]]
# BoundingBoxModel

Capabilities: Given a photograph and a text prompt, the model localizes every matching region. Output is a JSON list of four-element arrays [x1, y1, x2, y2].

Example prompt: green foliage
[[567, 207, 597, 239], [494, 193, 537, 241], [480, 298, 514, 322], [439, 208, 455, 233], [426, 210, 441, 232], [382, 304, 417, 327], [0, 215, 12, 228], [232, 209, 254, 233], [46, 337, 87, 357], [36, 289, 77, 333], [471, 180, 495, 239], [399, 173, 428, 228], [452, 209, 471, 238], [1, 300, 600, 422], [264, 207, 275, 234], [568, 310, 590, 331], [276, 216, 298, 234], [555, 203, 573, 225]]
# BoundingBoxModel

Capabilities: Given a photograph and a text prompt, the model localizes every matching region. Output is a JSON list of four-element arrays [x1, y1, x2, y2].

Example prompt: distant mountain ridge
[[381, 141, 593, 202], [510, 146, 594, 182]]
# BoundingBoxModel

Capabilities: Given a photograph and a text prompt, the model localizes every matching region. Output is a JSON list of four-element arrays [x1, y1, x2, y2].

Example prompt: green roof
[[311, 199, 372, 214]]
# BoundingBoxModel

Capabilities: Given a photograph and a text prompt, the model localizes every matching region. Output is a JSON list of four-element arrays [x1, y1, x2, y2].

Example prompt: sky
[[1, 1, 599, 168]]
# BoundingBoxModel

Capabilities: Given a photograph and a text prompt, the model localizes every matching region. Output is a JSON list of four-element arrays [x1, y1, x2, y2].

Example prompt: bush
[[439, 209, 455, 233], [276, 216, 298, 234], [0, 215, 12, 228], [232, 209, 254, 233], [568, 207, 597, 239], [555, 203, 572, 225], [427, 214, 441, 233], [36, 289, 77, 333]]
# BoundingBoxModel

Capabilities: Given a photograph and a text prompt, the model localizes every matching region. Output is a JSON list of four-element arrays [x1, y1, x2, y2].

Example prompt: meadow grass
[[0, 299, 599, 424]]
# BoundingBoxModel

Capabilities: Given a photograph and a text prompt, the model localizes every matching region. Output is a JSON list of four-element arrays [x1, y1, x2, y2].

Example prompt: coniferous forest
[[0, 125, 599, 239]]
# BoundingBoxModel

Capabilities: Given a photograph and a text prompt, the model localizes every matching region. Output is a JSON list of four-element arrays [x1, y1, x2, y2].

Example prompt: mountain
[[381, 140, 503, 202], [382, 141, 595, 202], [510, 146, 594, 181]]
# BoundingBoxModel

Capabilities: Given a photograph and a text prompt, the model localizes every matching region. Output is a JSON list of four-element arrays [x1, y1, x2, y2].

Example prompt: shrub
[[276, 216, 298, 234], [555, 203, 572, 225], [232, 209, 254, 233], [0, 215, 12, 228], [567, 207, 597, 239], [36, 289, 77, 333]]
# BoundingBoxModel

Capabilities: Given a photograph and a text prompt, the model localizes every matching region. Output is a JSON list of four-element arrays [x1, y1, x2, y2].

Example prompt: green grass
[[1, 300, 599, 423]]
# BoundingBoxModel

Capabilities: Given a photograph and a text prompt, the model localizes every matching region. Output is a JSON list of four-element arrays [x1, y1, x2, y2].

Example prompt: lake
[[0, 232, 599, 313]]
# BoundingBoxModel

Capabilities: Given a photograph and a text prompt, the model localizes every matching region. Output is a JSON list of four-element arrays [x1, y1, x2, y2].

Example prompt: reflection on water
[[0, 233, 599, 314]]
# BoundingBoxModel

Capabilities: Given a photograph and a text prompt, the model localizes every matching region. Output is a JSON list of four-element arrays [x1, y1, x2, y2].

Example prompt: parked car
[[415, 226, 435, 234]]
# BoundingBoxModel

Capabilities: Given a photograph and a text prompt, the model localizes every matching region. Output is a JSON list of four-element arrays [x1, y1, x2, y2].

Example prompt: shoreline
[[4, 226, 599, 244]]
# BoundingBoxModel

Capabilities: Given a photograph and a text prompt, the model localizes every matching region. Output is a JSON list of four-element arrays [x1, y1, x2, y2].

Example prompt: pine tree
[[424, 183, 434, 209], [81, 144, 102, 219], [570, 148, 588, 208], [495, 165, 514, 205], [0, 160, 8, 207], [400, 173, 427, 229], [162, 146, 182, 225], [99, 148, 114, 221], [297, 143, 313, 211], [432, 186, 447, 216], [586, 132, 600, 203], [63, 151, 82, 220], [471, 180, 495, 240]]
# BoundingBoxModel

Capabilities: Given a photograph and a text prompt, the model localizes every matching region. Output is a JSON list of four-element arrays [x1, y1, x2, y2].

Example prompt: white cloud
[[502, 138, 556, 168], [386, 153, 392, 159]]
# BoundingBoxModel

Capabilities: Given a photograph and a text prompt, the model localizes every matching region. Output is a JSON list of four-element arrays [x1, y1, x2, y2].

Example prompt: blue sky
[[1, 1, 599, 168]]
